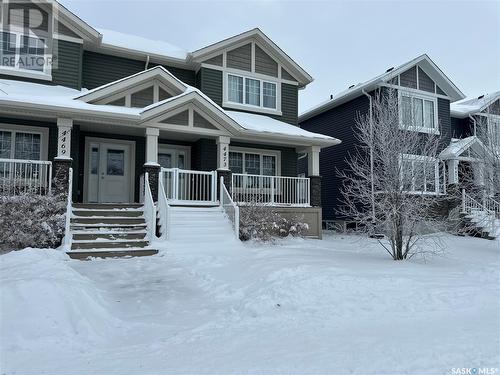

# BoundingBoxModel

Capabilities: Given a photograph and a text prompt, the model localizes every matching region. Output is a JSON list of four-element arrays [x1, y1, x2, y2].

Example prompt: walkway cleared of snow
[[1, 234, 499, 375]]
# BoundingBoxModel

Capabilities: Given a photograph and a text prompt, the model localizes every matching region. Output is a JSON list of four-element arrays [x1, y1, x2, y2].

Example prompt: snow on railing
[[220, 176, 239, 240], [62, 167, 73, 250], [157, 170, 171, 240], [161, 168, 216, 203], [231, 173, 310, 207], [143, 172, 156, 242], [462, 189, 496, 231], [0, 158, 52, 195], [484, 196, 500, 218]]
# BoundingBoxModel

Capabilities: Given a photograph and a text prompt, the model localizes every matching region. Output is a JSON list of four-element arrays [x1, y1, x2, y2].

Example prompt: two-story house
[[0, 0, 340, 256], [298, 54, 480, 229]]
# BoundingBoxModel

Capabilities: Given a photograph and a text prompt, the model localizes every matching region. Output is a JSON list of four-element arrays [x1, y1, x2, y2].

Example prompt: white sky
[[61, 0, 500, 114]]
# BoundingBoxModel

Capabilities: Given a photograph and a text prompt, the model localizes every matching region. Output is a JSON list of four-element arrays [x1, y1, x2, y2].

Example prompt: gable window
[[399, 92, 438, 134], [400, 154, 439, 194], [226, 73, 277, 111]]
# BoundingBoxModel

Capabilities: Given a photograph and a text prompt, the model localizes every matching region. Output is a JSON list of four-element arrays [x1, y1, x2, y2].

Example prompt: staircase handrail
[[143, 172, 156, 242], [485, 196, 500, 218], [220, 176, 240, 240], [62, 167, 73, 250], [158, 170, 171, 240]]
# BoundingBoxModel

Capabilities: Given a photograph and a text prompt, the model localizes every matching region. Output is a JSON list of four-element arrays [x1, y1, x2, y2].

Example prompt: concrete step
[[71, 217, 146, 225], [73, 203, 143, 209], [67, 248, 158, 259], [71, 239, 149, 250], [72, 231, 147, 241], [73, 209, 143, 218]]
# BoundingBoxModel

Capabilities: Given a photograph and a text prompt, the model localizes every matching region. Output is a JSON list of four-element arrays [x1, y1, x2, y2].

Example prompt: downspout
[[145, 55, 150, 70], [468, 114, 477, 136], [362, 89, 375, 221]]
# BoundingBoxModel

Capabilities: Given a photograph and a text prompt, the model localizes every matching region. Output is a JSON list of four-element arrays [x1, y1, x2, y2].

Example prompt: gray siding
[[52, 40, 82, 89], [130, 86, 154, 107], [279, 83, 298, 125], [400, 66, 417, 89], [82, 51, 196, 89], [255, 45, 278, 77], [226, 43, 252, 72], [193, 111, 217, 129], [161, 110, 189, 125], [203, 54, 223, 66], [8, 2, 48, 32], [198, 67, 223, 106], [281, 67, 296, 82], [436, 85, 446, 95], [418, 67, 435, 93], [437, 97, 452, 151]]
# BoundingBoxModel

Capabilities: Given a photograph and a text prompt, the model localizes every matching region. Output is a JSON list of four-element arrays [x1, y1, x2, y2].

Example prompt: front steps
[[167, 206, 238, 248], [460, 209, 500, 240], [67, 203, 158, 259]]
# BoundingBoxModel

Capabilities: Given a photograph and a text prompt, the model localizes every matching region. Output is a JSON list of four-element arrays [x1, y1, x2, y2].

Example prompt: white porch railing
[[157, 171, 171, 240], [231, 173, 310, 207], [0, 158, 52, 195], [143, 172, 157, 242], [220, 176, 239, 239], [161, 168, 217, 204], [484, 196, 500, 218]]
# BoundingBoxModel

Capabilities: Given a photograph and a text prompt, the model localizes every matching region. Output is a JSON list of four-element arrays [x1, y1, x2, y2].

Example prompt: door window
[[106, 149, 125, 176], [158, 153, 172, 168]]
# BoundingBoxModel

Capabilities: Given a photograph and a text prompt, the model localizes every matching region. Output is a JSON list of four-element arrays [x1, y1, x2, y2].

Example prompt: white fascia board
[[190, 28, 312, 87], [95, 43, 189, 67], [51, 1, 101, 43], [235, 130, 341, 148], [75, 66, 187, 102]]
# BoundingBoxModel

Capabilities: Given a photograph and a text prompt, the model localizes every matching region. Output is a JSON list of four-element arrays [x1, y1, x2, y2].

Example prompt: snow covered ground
[[1, 234, 499, 375]]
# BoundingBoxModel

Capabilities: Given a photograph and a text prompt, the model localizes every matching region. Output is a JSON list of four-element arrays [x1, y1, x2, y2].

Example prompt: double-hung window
[[227, 73, 277, 111], [400, 92, 438, 133], [401, 154, 438, 194]]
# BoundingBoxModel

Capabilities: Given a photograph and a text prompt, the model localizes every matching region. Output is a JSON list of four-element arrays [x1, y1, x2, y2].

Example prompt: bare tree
[[338, 88, 446, 260]]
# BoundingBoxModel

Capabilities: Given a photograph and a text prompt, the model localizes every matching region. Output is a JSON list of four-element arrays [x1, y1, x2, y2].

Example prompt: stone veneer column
[[309, 175, 322, 207], [52, 158, 72, 197], [143, 164, 161, 202]]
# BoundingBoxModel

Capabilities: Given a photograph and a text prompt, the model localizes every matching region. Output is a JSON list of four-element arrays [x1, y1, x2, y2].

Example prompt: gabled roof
[[75, 66, 188, 103], [300, 54, 465, 122], [439, 136, 488, 160], [190, 28, 313, 87], [450, 91, 500, 118], [50, 1, 101, 42]]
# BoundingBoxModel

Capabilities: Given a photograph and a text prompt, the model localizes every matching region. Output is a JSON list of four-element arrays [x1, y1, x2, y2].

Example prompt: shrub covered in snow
[[239, 202, 309, 241], [0, 194, 65, 250]]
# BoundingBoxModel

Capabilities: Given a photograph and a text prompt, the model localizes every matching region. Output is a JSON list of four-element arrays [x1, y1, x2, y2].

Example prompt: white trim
[[0, 66, 52, 81], [398, 90, 440, 135], [54, 34, 83, 44], [400, 153, 440, 195], [0, 123, 49, 161], [229, 146, 281, 176], [158, 143, 191, 169], [224, 72, 281, 115]]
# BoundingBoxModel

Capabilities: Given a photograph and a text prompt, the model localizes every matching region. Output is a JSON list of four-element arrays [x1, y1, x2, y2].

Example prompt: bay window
[[226, 73, 277, 111], [401, 154, 439, 194], [400, 92, 438, 133]]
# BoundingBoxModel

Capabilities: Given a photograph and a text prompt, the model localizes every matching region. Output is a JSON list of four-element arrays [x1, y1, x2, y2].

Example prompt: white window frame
[[0, 28, 52, 80], [223, 72, 282, 116], [158, 144, 191, 169], [0, 124, 49, 161], [398, 91, 439, 135], [400, 153, 440, 195], [228, 146, 281, 176]]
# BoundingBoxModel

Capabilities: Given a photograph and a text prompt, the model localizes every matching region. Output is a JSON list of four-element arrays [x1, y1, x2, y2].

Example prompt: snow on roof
[[439, 136, 486, 159], [225, 110, 337, 141], [300, 54, 465, 122], [450, 91, 500, 118], [97, 28, 188, 61]]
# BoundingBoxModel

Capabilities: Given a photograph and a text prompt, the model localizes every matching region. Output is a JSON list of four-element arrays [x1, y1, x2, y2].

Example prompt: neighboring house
[[299, 54, 498, 230], [0, 0, 340, 256]]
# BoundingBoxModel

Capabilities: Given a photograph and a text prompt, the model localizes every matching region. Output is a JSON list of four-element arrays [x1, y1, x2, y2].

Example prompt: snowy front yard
[[1, 234, 499, 375]]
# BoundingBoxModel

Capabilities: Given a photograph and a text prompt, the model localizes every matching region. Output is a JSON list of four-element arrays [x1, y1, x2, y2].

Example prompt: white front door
[[86, 140, 134, 203]]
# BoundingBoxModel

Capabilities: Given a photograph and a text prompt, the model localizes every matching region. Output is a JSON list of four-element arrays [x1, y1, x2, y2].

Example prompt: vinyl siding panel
[[198, 67, 223, 106], [418, 67, 435, 93], [450, 116, 473, 138], [437, 98, 452, 151], [255, 45, 278, 77], [226, 44, 252, 72], [52, 40, 82, 89], [82, 51, 196, 89], [299, 95, 370, 220], [400, 66, 417, 89]]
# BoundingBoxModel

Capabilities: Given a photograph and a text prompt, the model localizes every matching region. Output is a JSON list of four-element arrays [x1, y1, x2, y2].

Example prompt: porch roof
[[439, 136, 487, 160], [0, 78, 339, 147]]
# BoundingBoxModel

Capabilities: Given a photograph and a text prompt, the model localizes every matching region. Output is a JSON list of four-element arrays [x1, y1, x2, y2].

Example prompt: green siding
[[52, 40, 83, 89], [82, 51, 196, 89], [198, 67, 299, 125]]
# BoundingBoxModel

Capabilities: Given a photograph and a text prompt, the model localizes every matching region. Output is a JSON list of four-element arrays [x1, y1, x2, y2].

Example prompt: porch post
[[447, 159, 459, 185], [216, 136, 231, 199], [473, 162, 485, 187], [144, 127, 160, 202], [307, 146, 321, 207], [53, 118, 73, 196]]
